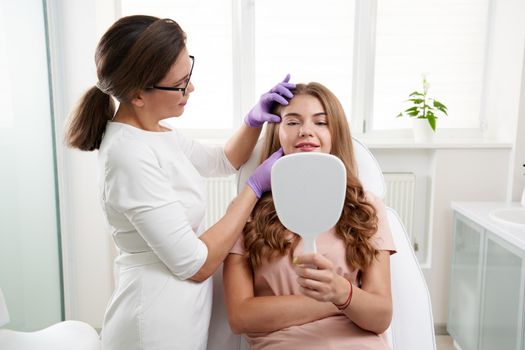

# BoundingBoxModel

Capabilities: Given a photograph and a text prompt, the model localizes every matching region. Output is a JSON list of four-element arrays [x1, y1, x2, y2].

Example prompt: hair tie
[[95, 81, 109, 95]]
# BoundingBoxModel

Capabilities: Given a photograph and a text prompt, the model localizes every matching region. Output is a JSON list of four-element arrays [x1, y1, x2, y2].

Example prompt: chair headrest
[[352, 137, 386, 198], [237, 137, 385, 199]]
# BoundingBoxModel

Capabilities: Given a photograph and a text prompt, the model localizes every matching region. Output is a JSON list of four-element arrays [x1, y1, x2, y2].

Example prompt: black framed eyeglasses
[[146, 55, 195, 96]]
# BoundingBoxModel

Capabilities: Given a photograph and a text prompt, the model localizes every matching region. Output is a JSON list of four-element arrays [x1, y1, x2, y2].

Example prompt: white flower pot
[[411, 118, 435, 143]]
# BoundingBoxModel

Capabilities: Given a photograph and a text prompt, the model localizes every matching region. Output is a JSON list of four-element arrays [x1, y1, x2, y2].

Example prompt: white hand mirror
[[271, 153, 346, 253]]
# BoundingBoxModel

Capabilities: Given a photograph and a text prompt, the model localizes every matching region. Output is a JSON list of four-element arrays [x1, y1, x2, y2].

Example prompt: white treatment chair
[[349, 137, 436, 350], [207, 137, 435, 350], [0, 288, 101, 350]]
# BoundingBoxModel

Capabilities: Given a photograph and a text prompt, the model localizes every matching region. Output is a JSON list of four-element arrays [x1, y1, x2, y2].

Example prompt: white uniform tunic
[[98, 122, 236, 350]]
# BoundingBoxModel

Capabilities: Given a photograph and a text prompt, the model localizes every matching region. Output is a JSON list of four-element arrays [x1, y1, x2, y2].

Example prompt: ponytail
[[66, 86, 115, 151]]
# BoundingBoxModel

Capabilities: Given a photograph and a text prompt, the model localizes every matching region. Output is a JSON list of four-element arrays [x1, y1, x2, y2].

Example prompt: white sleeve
[[104, 139, 208, 280], [175, 130, 237, 177]]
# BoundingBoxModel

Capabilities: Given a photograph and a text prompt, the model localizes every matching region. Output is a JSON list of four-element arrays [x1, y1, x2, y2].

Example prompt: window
[[254, 0, 355, 118], [121, 0, 234, 130], [119, 0, 490, 135], [372, 0, 490, 131], [119, 0, 356, 134]]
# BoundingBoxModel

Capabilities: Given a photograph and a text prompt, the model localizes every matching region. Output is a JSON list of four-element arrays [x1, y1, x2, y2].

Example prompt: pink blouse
[[230, 193, 396, 350]]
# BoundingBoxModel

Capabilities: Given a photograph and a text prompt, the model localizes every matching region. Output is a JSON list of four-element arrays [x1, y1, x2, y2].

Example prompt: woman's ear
[[130, 91, 145, 108]]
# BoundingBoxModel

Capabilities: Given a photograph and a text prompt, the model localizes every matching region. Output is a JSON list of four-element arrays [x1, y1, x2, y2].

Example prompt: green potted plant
[[396, 75, 448, 142]]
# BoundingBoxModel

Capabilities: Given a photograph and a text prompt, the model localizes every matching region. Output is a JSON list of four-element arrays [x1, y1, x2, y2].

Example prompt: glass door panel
[[480, 234, 523, 350], [0, 0, 63, 331], [448, 213, 484, 350]]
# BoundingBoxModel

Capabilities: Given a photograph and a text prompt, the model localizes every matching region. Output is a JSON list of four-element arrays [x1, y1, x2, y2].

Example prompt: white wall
[[369, 146, 510, 328], [509, 41, 525, 202], [47, 0, 525, 330], [47, 0, 116, 326], [428, 149, 509, 325], [482, 0, 525, 204], [483, 0, 525, 142]]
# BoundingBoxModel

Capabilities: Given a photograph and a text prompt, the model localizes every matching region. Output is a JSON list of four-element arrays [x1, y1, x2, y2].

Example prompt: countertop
[[451, 201, 525, 250]]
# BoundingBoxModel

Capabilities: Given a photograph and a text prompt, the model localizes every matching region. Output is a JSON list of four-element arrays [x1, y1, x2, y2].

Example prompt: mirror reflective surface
[[271, 153, 346, 252]]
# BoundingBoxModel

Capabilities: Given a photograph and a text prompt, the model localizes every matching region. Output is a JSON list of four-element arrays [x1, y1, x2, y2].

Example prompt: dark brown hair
[[243, 82, 379, 271], [66, 15, 186, 151]]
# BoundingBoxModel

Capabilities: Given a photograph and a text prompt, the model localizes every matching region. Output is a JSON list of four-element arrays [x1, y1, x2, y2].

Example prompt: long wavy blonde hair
[[244, 82, 379, 271]]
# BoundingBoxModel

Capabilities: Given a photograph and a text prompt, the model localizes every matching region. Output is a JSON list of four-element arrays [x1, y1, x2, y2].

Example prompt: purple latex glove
[[244, 74, 296, 128], [247, 148, 284, 198]]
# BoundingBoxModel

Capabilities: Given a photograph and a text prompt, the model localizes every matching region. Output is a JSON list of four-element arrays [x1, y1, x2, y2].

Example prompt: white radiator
[[383, 173, 416, 244], [204, 173, 417, 247], [204, 175, 236, 229]]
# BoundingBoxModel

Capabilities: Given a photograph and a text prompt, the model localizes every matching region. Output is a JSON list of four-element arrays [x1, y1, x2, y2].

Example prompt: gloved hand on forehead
[[244, 74, 295, 128], [247, 148, 284, 198]]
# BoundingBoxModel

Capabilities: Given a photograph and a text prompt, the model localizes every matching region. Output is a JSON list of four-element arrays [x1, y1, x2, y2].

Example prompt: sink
[[489, 207, 525, 228]]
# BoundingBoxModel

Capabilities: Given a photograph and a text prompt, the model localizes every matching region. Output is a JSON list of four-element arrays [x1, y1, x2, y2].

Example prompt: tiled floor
[[436, 335, 456, 350]]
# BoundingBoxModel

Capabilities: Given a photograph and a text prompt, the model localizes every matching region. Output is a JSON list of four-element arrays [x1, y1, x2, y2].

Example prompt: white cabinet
[[448, 213, 484, 350], [480, 233, 524, 350], [448, 212, 525, 350]]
